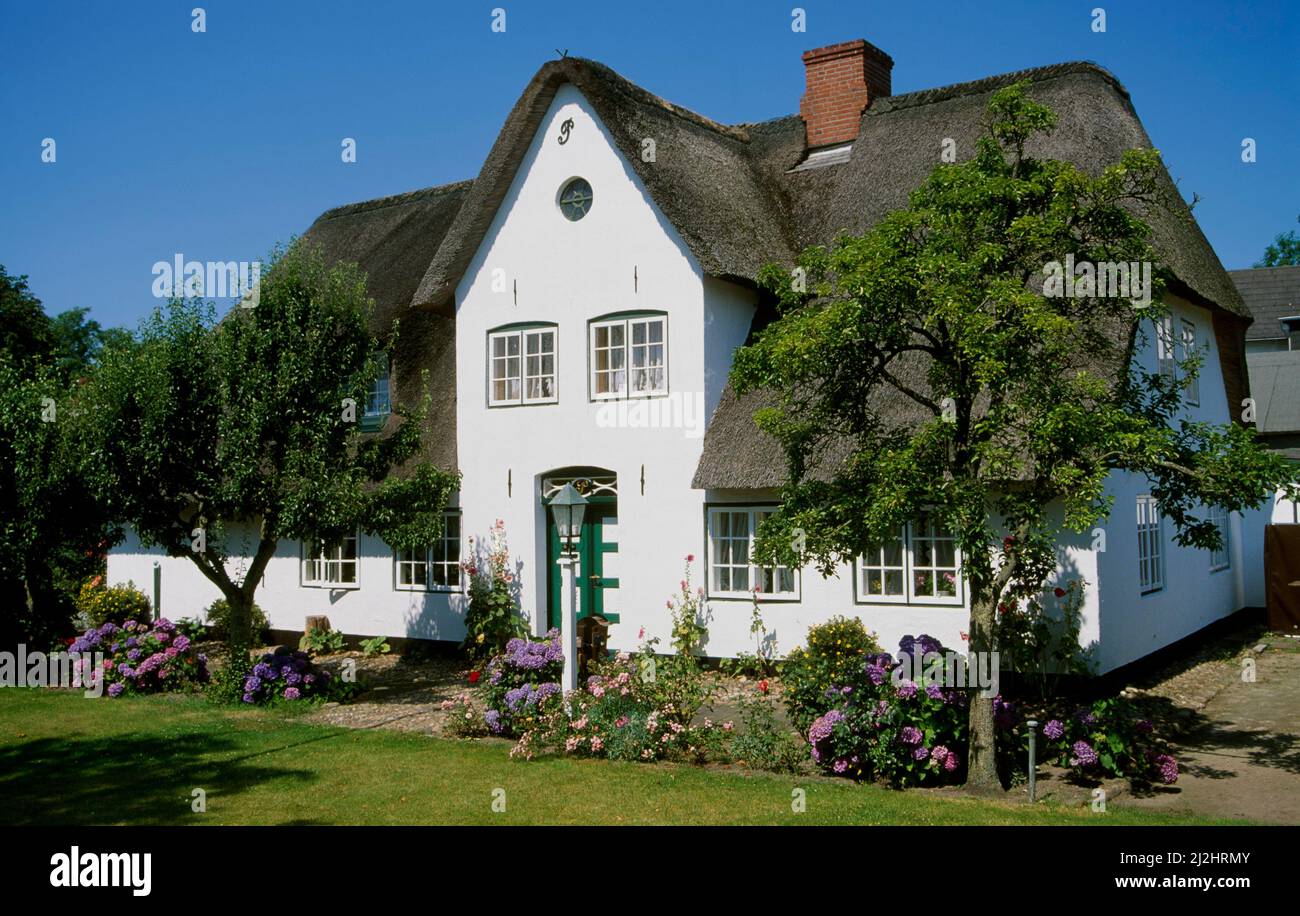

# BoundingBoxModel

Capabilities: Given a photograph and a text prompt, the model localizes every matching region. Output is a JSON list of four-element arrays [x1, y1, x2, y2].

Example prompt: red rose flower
[[468, 670, 481, 684], [758, 680, 769, 694], [1053, 587, 1066, 598], [685, 554, 695, 563]]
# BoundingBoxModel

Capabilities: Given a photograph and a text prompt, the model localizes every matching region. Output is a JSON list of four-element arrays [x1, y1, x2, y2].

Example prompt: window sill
[[590, 390, 670, 402], [395, 585, 464, 594], [488, 399, 559, 408], [302, 582, 361, 591], [708, 592, 800, 602]]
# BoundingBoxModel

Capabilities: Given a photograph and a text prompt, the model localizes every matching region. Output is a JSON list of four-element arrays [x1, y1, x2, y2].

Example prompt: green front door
[[547, 499, 620, 630]]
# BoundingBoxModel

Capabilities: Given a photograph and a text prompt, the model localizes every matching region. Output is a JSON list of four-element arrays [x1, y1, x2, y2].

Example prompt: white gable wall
[[453, 84, 755, 651]]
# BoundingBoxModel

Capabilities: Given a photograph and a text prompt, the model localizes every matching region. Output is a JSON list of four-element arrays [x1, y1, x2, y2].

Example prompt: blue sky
[[1, 0, 1296, 329]]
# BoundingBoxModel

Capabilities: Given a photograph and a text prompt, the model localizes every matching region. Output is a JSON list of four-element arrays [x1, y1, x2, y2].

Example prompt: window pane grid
[[1180, 319, 1199, 406], [708, 508, 797, 597], [1137, 496, 1163, 592], [1209, 506, 1230, 571], [394, 514, 462, 591], [305, 534, 358, 586], [857, 517, 962, 605]]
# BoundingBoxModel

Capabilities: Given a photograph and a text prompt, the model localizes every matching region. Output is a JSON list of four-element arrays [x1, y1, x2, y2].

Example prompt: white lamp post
[[547, 483, 588, 694]]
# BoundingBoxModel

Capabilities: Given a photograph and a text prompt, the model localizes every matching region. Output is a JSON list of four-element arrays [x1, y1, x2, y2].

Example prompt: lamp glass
[[549, 482, 588, 552]]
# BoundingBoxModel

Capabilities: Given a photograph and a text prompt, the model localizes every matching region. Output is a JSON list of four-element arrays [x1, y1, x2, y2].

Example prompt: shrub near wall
[[73, 581, 151, 630], [782, 616, 883, 733]]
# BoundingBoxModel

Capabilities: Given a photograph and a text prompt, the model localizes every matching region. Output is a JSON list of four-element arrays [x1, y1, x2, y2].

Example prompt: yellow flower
[[476, 633, 485, 644]]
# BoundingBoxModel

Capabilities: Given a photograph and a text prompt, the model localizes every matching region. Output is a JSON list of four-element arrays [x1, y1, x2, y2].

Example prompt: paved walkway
[[1120, 640, 1300, 824]]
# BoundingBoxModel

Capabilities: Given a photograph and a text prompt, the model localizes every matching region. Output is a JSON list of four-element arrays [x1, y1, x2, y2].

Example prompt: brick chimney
[[799, 39, 894, 148]]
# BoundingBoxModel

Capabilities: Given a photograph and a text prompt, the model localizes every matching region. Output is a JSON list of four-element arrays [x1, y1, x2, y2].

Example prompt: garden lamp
[[548, 483, 588, 555]]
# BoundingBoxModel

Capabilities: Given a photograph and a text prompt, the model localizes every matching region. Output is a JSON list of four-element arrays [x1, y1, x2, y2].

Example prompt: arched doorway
[[541, 468, 620, 631]]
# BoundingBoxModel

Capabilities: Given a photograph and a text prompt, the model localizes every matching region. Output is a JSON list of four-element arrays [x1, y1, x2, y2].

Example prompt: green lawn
[[0, 689, 1232, 825]]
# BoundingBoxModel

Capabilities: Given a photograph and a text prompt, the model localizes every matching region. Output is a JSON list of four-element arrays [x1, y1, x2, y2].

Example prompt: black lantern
[[548, 483, 588, 555]]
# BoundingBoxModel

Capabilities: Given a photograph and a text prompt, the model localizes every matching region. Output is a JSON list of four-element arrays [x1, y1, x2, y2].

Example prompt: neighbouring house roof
[[1245, 351, 1300, 435], [290, 54, 1249, 486], [1229, 265, 1300, 341]]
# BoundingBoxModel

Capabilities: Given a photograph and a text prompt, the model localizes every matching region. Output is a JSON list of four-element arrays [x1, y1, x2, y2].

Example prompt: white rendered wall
[[452, 84, 754, 655], [107, 522, 466, 640]]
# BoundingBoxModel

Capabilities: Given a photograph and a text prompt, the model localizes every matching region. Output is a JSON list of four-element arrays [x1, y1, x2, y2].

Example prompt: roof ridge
[[868, 60, 1129, 115], [1229, 264, 1300, 274], [317, 179, 474, 222], [560, 57, 751, 143]]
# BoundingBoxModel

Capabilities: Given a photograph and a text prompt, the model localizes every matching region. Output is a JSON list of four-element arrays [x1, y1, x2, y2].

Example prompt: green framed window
[[361, 354, 391, 432]]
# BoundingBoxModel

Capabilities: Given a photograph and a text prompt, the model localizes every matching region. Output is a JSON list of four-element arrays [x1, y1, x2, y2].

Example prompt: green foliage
[[360, 635, 391, 657], [635, 558, 713, 728], [0, 351, 117, 647], [206, 653, 253, 706], [69, 243, 459, 655], [781, 615, 882, 733], [460, 520, 526, 659], [205, 598, 269, 644], [725, 688, 806, 774], [300, 628, 345, 656], [733, 81, 1300, 784], [1040, 697, 1178, 784], [1255, 214, 1300, 267], [73, 580, 151, 630], [995, 579, 1095, 699], [720, 592, 779, 678], [174, 616, 209, 642]]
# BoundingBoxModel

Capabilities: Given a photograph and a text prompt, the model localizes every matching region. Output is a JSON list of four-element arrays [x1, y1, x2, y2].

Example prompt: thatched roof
[[297, 181, 471, 470], [693, 61, 1250, 488], [411, 57, 796, 311], [288, 54, 1247, 486], [1230, 265, 1300, 341]]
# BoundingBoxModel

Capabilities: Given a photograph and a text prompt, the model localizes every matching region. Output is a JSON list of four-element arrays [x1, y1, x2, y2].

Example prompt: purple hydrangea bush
[[480, 629, 564, 736], [71, 618, 208, 697], [1039, 697, 1178, 785], [803, 634, 969, 786], [242, 648, 332, 704]]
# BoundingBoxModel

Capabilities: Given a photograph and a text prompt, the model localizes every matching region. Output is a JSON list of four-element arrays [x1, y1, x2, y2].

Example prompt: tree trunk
[[963, 546, 1017, 791], [224, 589, 253, 659], [965, 591, 1000, 790]]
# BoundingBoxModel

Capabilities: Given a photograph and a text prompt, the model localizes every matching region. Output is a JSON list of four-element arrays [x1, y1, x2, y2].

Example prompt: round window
[[558, 178, 593, 221]]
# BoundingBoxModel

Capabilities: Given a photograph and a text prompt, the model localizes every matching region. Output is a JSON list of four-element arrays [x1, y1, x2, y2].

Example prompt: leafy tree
[[48, 307, 134, 380], [733, 84, 1299, 789], [0, 269, 121, 646], [72, 244, 459, 667], [0, 266, 56, 371], [1255, 214, 1300, 267]]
